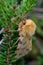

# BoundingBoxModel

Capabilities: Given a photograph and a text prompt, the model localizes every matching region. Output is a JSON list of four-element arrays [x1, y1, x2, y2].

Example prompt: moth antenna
[[15, 22, 19, 26]]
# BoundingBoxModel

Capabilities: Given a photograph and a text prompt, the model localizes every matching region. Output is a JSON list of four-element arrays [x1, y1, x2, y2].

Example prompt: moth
[[15, 19, 36, 59]]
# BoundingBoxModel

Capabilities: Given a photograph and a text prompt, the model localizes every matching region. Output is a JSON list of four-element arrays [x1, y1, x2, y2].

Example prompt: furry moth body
[[15, 19, 36, 59]]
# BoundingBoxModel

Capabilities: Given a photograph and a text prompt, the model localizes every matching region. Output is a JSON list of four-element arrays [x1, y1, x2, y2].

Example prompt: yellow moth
[[15, 19, 36, 59]]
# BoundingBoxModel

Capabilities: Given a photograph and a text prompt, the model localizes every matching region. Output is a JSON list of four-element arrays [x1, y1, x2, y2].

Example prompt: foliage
[[0, 0, 37, 65]]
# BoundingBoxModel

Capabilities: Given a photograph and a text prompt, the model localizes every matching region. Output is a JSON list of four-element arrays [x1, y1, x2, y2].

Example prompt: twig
[[6, 48, 10, 65]]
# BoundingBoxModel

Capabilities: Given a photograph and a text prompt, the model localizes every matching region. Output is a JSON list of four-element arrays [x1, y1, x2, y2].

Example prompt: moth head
[[22, 19, 36, 36]]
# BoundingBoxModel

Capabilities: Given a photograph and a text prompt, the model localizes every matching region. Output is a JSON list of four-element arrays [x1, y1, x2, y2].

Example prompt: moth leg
[[14, 36, 22, 45], [14, 38, 20, 45], [8, 30, 19, 33]]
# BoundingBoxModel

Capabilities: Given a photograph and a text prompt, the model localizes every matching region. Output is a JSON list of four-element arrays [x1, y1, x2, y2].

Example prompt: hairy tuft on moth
[[15, 19, 36, 59], [19, 19, 36, 36]]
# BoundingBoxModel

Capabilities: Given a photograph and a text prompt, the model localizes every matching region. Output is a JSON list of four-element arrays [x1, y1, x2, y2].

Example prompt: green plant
[[0, 0, 37, 65]]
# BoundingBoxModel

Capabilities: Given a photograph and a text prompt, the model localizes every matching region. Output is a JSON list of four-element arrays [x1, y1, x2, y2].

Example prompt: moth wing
[[15, 38, 32, 59]]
